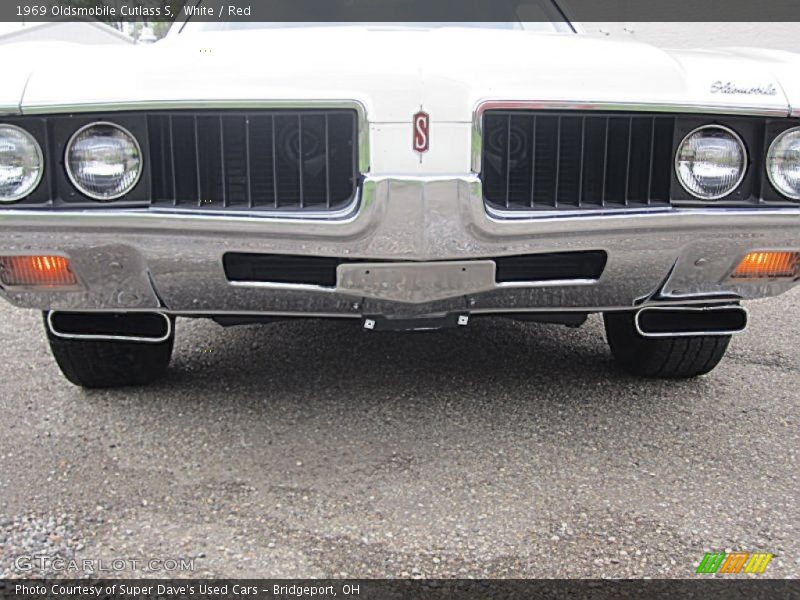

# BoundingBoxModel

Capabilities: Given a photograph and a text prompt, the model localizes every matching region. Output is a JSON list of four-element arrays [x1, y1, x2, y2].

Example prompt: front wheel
[[44, 313, 174, 388], [603, 312, 731, 379]]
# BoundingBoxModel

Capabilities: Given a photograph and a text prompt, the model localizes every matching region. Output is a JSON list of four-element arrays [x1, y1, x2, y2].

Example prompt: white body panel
[[8, 26, 798, 174]]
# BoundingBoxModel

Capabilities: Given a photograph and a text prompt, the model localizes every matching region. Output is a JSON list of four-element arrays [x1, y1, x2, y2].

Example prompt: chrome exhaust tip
[[635, 305, 748, 339], [46, 311, 172, 343]]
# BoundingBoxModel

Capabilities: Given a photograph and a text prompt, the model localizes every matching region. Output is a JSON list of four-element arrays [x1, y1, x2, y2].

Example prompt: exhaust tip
[[635, 306, 748, 339], [47, 311, 172, 344]]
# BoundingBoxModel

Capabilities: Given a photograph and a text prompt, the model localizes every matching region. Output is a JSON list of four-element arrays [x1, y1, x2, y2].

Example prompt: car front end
[[1, 19, 799, 386]]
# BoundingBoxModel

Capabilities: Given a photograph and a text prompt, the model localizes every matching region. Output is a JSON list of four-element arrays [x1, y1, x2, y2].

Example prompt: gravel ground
[[0, 292, 798, 579]]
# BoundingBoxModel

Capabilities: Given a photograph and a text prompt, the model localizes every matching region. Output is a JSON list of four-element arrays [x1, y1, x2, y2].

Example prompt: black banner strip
[[5, 0, 800, 23], [2, 579, 800, 600]]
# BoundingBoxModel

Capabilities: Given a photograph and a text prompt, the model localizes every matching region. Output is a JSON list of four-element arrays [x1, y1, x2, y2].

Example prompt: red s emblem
[[413, 110, 429, 153]]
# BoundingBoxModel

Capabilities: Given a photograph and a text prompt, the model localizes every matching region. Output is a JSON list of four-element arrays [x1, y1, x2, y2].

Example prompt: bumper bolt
[[116, 291, 139, 304]]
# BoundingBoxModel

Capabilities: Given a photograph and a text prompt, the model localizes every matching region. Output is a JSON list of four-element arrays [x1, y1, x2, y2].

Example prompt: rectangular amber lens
[[732, 251, 800, 279], [0, 255, 77, 287]]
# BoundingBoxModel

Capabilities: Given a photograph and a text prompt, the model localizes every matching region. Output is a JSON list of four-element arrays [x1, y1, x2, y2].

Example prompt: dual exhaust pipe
[[46, 311, 172, 343], [634, 305, 748, 338], [45, 305, 748, 343]]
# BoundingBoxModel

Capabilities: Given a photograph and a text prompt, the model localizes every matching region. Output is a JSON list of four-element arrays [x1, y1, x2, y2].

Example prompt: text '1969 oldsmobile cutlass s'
[[1, 4, 799, 387]]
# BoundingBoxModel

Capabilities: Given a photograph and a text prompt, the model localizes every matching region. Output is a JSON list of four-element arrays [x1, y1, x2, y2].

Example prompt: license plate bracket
[[362, 312, 470, 332], [337, 260, 496, 304]]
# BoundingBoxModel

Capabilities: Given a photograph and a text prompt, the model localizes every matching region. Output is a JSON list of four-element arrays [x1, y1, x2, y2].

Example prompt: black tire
[[603, 312, 731, 379], [44, 314, 174, 389]]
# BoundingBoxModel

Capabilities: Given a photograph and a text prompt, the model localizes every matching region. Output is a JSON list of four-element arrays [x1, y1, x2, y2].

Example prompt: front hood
[[14, 27, 795, 121], [0, 65, 30, 115], [706, 47, 800, 117]]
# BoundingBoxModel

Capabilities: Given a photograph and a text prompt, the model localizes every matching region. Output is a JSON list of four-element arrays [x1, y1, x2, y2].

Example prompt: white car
[[0, 7, 799, 387]]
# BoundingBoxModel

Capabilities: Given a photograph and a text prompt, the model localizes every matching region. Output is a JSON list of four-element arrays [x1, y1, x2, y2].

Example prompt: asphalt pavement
[[0, 291, 798, 578]]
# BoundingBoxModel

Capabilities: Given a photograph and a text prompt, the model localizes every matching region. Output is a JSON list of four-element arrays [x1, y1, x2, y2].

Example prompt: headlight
[[675, 125, 747, 200], [0, 124, 44, 202], [66, 122, 142, 201], [767, 127, 800, 200]]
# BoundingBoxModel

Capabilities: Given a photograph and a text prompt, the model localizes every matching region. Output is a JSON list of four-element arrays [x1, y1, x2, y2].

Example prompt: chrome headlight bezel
[[65, 121, 143, 201], [0, 123, 45, 203], [674, 124, 748, 201], [766, 126, 800, 201]]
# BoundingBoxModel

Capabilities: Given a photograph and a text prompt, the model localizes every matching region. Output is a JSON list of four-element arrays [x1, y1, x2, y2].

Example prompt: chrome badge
[[710, 81, 778, 96]]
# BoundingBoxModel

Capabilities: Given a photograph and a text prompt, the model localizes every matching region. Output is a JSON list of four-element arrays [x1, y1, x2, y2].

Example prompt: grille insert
[[481, 111, 675, 211], [148, 110, 358, 212], [224, 254, 346, 287], [494, 251, 607, 283]]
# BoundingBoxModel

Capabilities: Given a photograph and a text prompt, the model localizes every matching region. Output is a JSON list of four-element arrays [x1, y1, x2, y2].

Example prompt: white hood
[[10, 26, 795, 122]]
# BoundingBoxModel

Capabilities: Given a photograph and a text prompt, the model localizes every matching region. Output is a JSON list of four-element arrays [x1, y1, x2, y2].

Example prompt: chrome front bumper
[[0, 175, 798, 318]]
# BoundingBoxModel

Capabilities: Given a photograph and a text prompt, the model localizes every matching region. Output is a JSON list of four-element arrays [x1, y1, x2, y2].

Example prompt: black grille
[[0, 109, 359, 213], [224, 253, 345, 287], [149, 110, 358, 212], [224, 251, 607, 288], [481, 111, 675, 211], [494, 251, 607, 283]]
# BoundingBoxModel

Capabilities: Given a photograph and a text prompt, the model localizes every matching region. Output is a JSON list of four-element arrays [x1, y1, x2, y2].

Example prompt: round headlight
[[767, 127, 800, 200], [675, 125, 747, 200], [0, 124, 44, 202], [66, 122, 142, 201]]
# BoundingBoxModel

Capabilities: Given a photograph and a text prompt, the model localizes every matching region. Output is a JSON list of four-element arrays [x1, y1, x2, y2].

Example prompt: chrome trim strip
[[228, 281, 337, 294], [51, 308, 362, 319], [494, 278, 597, 289], [46, 310, 173, 344], [484, 204, 674, 221], [228, 278, 598, 298], [145, 189, 363, 221], [471, 99, 790, 173], [31, 303, 748, 317], [633, 305, 749, 339], [469, 300, 740, 315], [22, 99, 371, 174]]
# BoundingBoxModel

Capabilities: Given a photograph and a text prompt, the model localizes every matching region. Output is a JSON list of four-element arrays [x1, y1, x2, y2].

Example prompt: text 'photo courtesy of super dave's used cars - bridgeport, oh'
[[0, 1, 800, 390]]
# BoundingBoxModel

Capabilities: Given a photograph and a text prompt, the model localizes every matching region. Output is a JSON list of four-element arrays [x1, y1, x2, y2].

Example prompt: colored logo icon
[[696, 552, 773, 574]]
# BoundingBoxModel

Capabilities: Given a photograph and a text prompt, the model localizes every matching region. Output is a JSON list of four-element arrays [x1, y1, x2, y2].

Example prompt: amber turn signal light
[[731, 251, 800, 279], [0, 255, 78, 287]]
